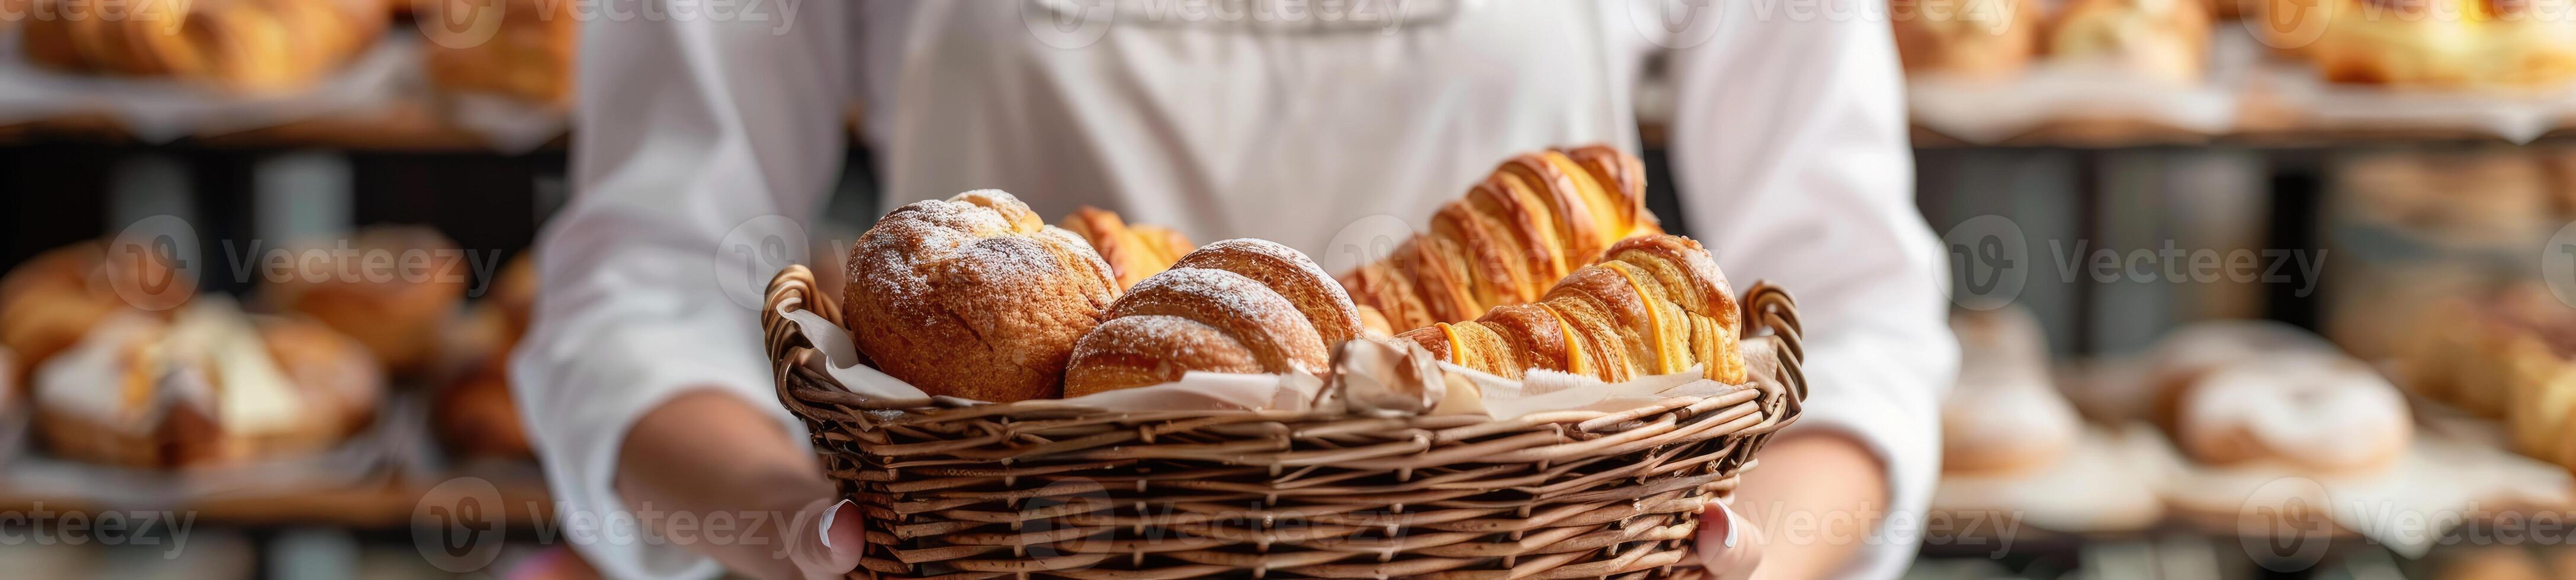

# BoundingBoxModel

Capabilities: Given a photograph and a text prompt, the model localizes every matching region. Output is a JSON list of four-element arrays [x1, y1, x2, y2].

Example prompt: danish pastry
[[1063, 239, 1361, 396], [33, 299, 382, 468], [843, 191, 1121, 402], [1342, 144, 1663, 331], [1394, 234, 1744, 384], [1, 241, 185, 385]]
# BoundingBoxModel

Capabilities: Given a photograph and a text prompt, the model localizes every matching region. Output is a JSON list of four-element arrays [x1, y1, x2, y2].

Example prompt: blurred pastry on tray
[[17, 0, 387, 93], [423, 0, 578, 104], [1, 347, 16, 416], [2147, 321, 2411, 475], [31, 298, 383, 468], [1943, 307, 2081, 476], [2046, 0, 2212, 84], [2, 240, 188, 388], [1058, 206, 1196, 290], [264, 226, 470, 375], [2273, 0, 2486, 87], [434, 253, 535, 459], [1889, 0, 2040, 79], [2478, 0, 2576, 86], [2408, 284, 2576, 469]]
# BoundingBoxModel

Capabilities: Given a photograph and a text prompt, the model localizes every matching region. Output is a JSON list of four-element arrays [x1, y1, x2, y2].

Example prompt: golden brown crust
[[1169, 239, 1364, 350], [424, 0, 577, 103], [1340, 145, 1665, 331], [1064, 243, 1365, 395], [1403, 234, 1743, 384], [843, 191, 1119, 402], [1063, 315, 1263, 397]]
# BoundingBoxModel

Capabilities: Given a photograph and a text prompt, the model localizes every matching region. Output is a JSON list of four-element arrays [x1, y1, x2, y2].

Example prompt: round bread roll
[[436, 355, 532, 459], [2047, 0, 2211, 84], [2299, 0, 2481, 87], [1891, 0, 2041, 79], [266, 226, 469, 374], [1064, 240, 1358, 397], [843, 191, 1121, 402], [2173, 350, 2412, 475], [1943, 307, 2081, 476]]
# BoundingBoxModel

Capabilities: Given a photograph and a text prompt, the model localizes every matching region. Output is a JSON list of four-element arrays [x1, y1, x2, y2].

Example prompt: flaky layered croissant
[[1341, 144, 1663, 333], [1058, 206, 1197, 289], [1396, 235, 1744, 384]]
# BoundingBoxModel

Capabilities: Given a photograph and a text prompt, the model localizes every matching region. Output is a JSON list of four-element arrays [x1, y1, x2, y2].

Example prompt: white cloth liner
[[779, 309, 1745, 419]]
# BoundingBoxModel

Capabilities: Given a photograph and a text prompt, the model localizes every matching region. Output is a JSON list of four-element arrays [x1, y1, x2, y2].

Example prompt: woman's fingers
[[787, 498, 865, 580], [1697, 500, 1764, 580]]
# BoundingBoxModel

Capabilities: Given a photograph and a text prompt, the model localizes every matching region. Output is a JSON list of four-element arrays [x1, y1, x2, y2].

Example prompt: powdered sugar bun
[[1944, 307, 2081, 476], [2175, 350, 2413, 475], [842, 190, 1120, 402]]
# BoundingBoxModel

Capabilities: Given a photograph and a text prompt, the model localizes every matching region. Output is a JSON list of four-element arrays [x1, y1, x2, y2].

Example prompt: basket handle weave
[[1737, 281, 1806, 434]]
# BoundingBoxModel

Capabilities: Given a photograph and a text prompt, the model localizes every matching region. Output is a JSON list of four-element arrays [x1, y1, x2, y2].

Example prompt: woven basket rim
[[761, 264, 1806, 431]]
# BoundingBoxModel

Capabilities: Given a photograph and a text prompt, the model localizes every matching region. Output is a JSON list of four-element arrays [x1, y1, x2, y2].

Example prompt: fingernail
[[819, 499, 855, 550], [1716, 502, 1740, 548]]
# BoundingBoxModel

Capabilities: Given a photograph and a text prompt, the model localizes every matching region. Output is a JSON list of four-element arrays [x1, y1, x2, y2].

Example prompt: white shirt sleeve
[[1662, 5, 1959, 579], [509, 4, 849, 578]]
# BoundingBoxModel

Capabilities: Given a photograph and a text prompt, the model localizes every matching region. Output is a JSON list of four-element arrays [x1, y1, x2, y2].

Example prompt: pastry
[[489, 253, 538, 349], [1, 241, 185, 386], [1062, 239, 1361, 396], [1394, 234, 1745, 384], [265, 226, 470, 374], [1341, 144, 1663, 331], [2480, 0, 2576, 86], [32, 299, 382, 468], [2167, 344, 2413, 475], [1943, 307, 2082, 476], [1889, 0, 2040, 79], [18, 0, 384, 92], [1057, 206, 1197, 289], [2139, 320, 2340, 430], [2046, 0, 2212, 84], [2295, 0, 2482, 86], [435, 353, 531, 459], [424, 0, 577, 104], [843, 190, 1121, 402]]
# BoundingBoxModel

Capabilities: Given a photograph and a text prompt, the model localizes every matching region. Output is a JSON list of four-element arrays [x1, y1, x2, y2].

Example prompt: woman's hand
[[1697, 500, 1766, 580], [617, 389, 865, 580]]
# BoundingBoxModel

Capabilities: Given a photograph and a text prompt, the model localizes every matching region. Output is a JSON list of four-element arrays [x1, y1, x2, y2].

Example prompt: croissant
[[1396, 235, 1744, 384], [1342, 144, 1662, 332], [20, 0, 383, 92], [1064, 239, 1365, 396], [1057, 206, 1197, 289]]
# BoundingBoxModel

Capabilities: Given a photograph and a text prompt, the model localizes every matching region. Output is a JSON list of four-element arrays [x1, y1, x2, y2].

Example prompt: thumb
[[787, 498, 865, 580], [1697, 500, 1764, 580]]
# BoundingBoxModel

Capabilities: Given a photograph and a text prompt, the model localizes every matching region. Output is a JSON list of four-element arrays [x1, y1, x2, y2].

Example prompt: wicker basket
[[764, 265, 1808, 579]]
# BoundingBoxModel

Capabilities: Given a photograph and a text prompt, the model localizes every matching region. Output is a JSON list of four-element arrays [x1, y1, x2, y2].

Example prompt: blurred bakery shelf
[[0, 472, 554, 530]]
